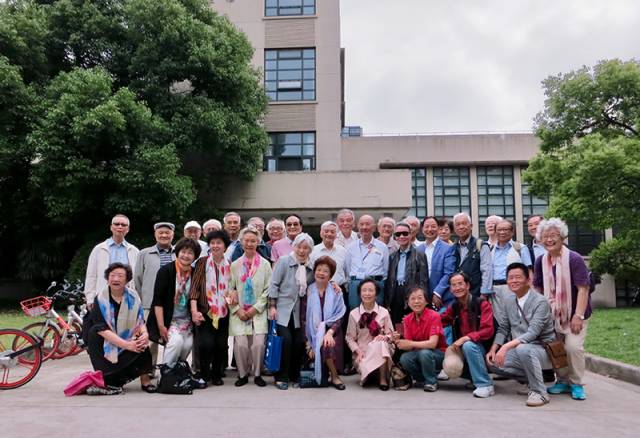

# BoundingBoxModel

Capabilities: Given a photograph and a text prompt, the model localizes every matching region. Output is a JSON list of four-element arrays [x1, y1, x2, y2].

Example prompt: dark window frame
[[433, 167, 471, 219], [265, 48, 316, 102], [265, 0, 316, 17], [477, 165, 515, 239], [264, 131, 316, 172], [409, 168, 427, 218]]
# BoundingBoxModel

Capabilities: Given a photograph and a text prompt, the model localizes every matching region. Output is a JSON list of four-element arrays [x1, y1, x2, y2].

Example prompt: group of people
[[83, 209, 593, 407]]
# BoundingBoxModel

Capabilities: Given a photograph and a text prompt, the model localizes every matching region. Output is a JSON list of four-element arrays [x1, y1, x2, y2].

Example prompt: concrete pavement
[[1, 353, 639, 438]]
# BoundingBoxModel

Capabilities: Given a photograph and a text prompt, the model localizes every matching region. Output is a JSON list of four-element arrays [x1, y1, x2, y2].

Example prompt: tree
[[525, 59, 640, 284], [0, 0, 268, 283]]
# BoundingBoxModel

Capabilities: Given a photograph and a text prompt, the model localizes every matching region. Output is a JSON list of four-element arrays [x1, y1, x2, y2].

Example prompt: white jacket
[[84, 239, 139, 304]]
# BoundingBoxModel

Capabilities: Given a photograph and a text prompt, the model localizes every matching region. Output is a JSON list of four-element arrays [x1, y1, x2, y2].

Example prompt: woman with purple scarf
[[303, 256, 347, 389]]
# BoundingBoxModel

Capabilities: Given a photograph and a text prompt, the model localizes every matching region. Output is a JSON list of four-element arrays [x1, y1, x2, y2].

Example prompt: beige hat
[[442, 346, 464, 379]]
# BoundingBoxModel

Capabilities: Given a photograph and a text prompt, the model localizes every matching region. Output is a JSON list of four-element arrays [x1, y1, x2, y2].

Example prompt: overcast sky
[[340, 0, 640, 134]]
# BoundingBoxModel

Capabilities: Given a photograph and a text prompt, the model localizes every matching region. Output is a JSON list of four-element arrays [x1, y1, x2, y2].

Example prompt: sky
[[340, 0, 640, 134]]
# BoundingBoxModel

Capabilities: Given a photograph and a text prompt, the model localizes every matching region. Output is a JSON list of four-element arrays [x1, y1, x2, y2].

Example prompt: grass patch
[[585, 308, 640, 366], [0, 309, 37, 330]]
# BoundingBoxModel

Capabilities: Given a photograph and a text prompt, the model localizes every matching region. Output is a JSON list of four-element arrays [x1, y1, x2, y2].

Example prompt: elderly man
[[377, 216, 399, 255], [271, 214, 303, 263], [223, 212, 242, 260], [385, 222, 428, 324], [486, 262, 556, 407], [345, 214, 389, 308], [490, 219, 533, 322], [484, 215, 503, 250], [452, 212, 493, 298], [230, 216, 272, 262], [84, 214, 139, 306], [403, 215, 424, 247], [134, 222, 176, 366], [266, 218, 285, 246], [526, 215, 546, 268], [310, 221, 349, 289], [335, 208, 358, 248], [184, 220, 208, 256], [203, 219, 222, 235]]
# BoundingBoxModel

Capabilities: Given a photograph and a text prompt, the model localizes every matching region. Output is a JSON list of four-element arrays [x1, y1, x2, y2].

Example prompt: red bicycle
[[0, 328, 43, 390]]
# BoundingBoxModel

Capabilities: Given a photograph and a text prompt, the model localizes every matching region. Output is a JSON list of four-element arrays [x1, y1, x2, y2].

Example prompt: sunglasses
[[286, 223, 300, 227], [112, 222, 129, 227], [394, 231, 410, 237]]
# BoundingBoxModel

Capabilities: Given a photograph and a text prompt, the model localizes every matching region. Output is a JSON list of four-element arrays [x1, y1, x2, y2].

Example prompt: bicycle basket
[[20, 296, 52, 317]]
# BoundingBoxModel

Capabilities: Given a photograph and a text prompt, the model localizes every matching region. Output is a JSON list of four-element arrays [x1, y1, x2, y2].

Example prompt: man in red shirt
[[441, 272, 495, 398], [396, 287, 447, 391]]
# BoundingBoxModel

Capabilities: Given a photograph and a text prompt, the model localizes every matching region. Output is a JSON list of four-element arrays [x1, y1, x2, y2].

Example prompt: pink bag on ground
[[64, 370, 105, 396]]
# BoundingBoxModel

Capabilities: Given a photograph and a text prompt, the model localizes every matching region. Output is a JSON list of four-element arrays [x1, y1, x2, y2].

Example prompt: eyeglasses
[[112, 222, 129, 227], [286, 222, 300, 227], [394, 231, 410, 237]]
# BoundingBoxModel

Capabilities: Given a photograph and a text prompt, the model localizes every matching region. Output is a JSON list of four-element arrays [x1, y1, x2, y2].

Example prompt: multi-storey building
[[209, 0, 627, 307]]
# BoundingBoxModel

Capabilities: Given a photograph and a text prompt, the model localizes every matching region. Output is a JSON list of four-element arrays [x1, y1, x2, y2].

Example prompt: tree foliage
[[0, 0, 268, 283], [525, 59, 640, 284]]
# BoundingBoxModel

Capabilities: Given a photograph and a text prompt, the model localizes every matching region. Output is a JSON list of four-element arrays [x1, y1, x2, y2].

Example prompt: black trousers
[[195, 315, 229, 381], [276, 315, 304, 382], [103, 349, 153, 387]]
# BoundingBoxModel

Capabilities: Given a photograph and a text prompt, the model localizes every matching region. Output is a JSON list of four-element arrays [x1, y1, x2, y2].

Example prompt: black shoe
[[342, 366, 357, 376], [141, 384, 158, 393], [254, 376, 267, 387], [378, 383, 390, 391], [193, 378, 208, 390], [235, 375, 249, 387], [330, 379, 346, 390], [211, 377, 224, 386]]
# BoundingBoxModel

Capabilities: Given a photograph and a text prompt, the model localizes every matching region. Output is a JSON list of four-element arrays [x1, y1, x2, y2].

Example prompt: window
[[615, 280, 638, 307], [521, 168, 548, 244], [265, 48, 315, 101], [409, 168, 427, 218], [264, 132, 315, 171], [567, 223, 603, 256], [433, 167, 471, 218], [265, 0, 315, 16], [477, 166, 514, 239]]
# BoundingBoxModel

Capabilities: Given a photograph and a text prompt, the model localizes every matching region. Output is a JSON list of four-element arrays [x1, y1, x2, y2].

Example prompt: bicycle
[[0, 328, 43, 390], [57, 287, 87, 357], [20, 283, 83, 361]]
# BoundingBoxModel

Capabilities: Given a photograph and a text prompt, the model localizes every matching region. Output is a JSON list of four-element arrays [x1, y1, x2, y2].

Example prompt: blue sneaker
[[547, 382, 571, 394], [570, 384, 586, 400]]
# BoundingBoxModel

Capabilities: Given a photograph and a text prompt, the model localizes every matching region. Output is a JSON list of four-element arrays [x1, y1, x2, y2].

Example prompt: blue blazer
[[417, 239, 456, 306]]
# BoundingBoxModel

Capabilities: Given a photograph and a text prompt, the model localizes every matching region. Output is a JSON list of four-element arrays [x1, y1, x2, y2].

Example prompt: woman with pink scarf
[[533, 218, 592, 401]]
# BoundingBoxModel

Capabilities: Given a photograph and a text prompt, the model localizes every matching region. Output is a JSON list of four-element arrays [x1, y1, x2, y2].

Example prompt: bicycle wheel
[[21, 322, 60, 362], [54, 321, 84, 358], [69, 322, 85, 356], [0, 329, 43, 390]]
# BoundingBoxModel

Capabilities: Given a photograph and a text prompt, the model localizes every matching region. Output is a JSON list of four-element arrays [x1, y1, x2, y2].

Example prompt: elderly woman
[[147, 238, 202, 385], [269, 232, 315, 390], [345, 279, 395, 390], [533, 218, 592, 401], [266, 218, 285, 247], [303, 256, 347, 389], [437, 218, 454, 245], [190, 230, 232, 386], [85, 262, 155, 394], [228, 226, 272, 387]]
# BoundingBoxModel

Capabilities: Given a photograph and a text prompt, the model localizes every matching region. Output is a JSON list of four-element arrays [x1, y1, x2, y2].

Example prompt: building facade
[[209, 0, 625, 307]]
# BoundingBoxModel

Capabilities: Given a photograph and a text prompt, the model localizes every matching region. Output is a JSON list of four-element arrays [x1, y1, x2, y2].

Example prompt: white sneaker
[[437, 370, 450, 381], [526, 391, 550, 407], [473, 385, 495, 398]]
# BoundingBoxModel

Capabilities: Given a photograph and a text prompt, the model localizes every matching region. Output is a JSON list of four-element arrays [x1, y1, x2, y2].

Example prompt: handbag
[[64, 370, 105, 396], [158, 360, 194, 394], [263, 320, 283, 373], [516, 302, 569, 370], [390, 364, 412, 391], [544, 339, 569, 369]]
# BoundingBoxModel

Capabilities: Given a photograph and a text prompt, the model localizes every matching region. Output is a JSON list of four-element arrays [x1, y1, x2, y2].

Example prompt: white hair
[[485, 215, 503, 223], [337, 208, 355, 220], [266, 218, 285, 231], [223, 211, 241, 223], [239, 226, 260, 241], [320, 221, 338, 232], [378, 216, 396, 227], [536, 218, 569, 241], [203, 219, 222, 230], [453, 212, 472, 224], [293, 232, 314, 249], [248, 216, 265, 226]]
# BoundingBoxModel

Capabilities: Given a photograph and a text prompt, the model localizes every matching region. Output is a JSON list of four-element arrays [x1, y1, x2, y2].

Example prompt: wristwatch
[[575, 314, 585, 320]]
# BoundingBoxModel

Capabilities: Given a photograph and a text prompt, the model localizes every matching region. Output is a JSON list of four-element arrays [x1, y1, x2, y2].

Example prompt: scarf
[[295, 259, 310, 297], [240, 254, 262, 309], [205, 255, 230, 329], [96, 287, 144, 364], [174, 260, 191, 307], [305, 282, 346, 385], [358, 309, 381, 337], [542, 246, 573, 332]]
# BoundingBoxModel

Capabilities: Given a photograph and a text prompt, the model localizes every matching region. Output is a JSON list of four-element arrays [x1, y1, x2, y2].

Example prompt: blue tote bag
[[264, 320, 283, 373]]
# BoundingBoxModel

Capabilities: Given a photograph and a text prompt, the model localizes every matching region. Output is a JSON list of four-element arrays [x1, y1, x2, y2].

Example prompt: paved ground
[[2, 353, 640, 438]]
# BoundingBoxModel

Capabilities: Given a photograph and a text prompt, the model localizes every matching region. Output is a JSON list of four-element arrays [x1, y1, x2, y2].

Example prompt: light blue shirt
[[492, 240, 532, 281], [107, 238, 130, 265], [396, 248, 409, 284], [346, 238, 389, 279], [532, 241, 546, 262]]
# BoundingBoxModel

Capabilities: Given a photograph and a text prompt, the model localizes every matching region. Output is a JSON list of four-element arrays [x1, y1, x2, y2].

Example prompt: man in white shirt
[[335, 208, 358, 248], [184, 220, 208, 255], [345, 215, 389, 309], [376, 216, 399, 255], [310, 221, 348, 289]]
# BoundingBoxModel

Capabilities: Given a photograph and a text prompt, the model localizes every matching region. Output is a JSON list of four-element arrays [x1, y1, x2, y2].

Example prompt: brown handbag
[[544, 339, 569, 369]]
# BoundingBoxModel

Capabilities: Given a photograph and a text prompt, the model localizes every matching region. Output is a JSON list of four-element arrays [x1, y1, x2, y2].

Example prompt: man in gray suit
[[486, 262, 556, 407]]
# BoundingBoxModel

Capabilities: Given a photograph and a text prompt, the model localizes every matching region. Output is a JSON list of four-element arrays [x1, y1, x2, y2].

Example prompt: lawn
[[0, 309, 36, 330], [585, 308, 640, 367]]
